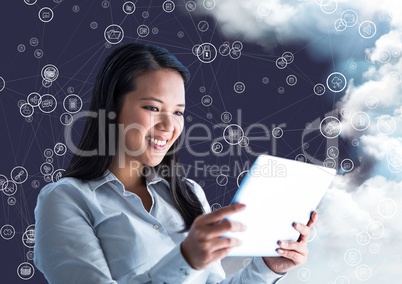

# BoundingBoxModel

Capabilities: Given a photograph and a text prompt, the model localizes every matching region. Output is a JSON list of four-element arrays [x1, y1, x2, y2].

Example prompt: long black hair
[[63, 43, 204, 231]]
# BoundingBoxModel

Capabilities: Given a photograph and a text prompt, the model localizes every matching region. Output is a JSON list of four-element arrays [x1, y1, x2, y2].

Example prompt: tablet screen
[[222, 154, 336, 256]]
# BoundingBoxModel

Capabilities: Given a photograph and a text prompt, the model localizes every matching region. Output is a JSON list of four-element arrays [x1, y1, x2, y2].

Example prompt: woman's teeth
[[146, 136, 167, 146]]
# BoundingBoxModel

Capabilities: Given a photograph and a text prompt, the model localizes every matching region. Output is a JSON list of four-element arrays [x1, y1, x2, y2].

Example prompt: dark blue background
[[0, 1, 344, 282]]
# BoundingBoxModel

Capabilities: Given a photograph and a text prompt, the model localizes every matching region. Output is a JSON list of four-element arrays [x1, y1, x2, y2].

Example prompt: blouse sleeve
[[185, 178, 287, 284], [34, 181, 201, 284]]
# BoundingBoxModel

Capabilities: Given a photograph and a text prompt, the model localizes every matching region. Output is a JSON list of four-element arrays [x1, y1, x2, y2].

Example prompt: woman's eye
[[144, 106, 159, 112], [144, 106, 183, 116]]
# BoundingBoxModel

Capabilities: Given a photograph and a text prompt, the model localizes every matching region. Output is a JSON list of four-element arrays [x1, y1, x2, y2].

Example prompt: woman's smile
[[145, 135, 169, 151]]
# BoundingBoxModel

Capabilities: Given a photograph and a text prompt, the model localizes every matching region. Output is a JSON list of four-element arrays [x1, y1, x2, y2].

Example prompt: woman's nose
[[156, 112, 176, 132]]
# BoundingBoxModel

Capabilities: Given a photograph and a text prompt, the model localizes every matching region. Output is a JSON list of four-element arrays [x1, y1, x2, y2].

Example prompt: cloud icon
[[331, 76, 343, 88]]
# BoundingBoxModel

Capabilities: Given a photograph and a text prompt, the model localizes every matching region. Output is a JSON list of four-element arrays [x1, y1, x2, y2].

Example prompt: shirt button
[[153, 224, 159, 230], [180, 267, 189, 276]]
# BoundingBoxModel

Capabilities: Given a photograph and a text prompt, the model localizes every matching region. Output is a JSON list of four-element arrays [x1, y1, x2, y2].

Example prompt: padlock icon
[[202, 45, 211, 60]]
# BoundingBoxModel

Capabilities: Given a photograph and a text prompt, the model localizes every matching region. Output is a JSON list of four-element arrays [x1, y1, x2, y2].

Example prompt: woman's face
[[117, 69, 185, 167]]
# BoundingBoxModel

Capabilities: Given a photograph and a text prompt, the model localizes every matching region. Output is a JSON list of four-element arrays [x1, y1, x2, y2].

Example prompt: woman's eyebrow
[[140, 96, 185, 107]]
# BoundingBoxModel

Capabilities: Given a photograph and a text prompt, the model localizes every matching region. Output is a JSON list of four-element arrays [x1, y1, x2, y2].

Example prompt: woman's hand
[[262, 211, 318, 274], [181, 203, 247, 270]]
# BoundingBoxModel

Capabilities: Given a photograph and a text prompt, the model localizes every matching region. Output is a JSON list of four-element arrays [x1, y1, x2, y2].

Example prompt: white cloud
[[196, 0, 402, 282], [289, 176, 402, 283], [195, 0, 401, 56]]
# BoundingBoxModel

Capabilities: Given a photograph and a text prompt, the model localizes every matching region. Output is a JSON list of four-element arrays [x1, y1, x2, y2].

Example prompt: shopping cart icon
[[106, 29, 122, 40]]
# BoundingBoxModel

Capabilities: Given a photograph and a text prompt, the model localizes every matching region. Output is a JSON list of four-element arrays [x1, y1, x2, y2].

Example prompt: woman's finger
[[306, 211, 318, 227], [196, 203, 246, 225], [294, 221, 311, 243], [276, 248, 307, 265], [278, 240, 308, 256], [205, 219, 247, 239], [210, 236, 243, 251], [208, 246, 235, 264]]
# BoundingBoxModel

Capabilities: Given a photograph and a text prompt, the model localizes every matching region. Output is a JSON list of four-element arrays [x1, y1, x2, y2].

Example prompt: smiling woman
[[33, 43, 312, 283], [115, 69, 186, 169], [110, 68, 187, 211], [59, 43, 202, 230]]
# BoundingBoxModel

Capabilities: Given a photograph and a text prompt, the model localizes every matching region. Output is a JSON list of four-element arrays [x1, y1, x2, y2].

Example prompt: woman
[[34, 43, 316, 283]]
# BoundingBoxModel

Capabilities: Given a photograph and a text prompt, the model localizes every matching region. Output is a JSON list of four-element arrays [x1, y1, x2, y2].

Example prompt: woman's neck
[[109, 159, 146, 192]]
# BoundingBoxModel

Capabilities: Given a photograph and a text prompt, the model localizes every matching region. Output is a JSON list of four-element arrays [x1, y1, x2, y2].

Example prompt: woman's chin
[[144, 156, 164, 167]]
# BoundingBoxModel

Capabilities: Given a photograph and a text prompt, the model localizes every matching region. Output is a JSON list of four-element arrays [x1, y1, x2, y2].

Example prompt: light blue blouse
[[34, 167, 285, 283]]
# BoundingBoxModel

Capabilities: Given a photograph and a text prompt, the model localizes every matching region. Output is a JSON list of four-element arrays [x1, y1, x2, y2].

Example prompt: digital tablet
[[222, 154, 336, 257]]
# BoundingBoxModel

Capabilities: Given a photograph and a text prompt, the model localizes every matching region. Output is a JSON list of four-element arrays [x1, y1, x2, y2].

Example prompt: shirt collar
[[87, 165, 170, 191]]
